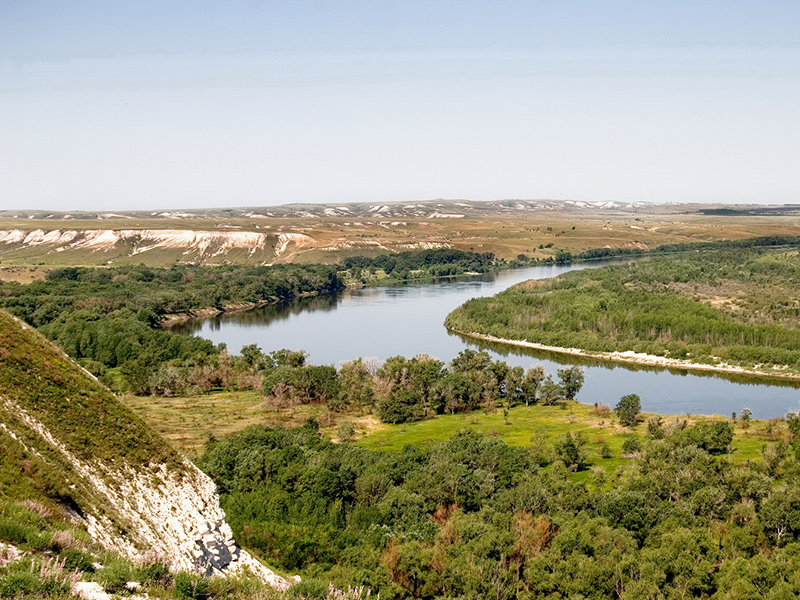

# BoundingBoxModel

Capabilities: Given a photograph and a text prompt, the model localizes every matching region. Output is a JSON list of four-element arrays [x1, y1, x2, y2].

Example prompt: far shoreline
[[449, 328, 800, 382]]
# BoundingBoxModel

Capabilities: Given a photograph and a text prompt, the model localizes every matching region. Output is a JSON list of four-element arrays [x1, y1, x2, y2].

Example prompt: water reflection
[[458, 332, 800, 389], [172, 294, 342, 335]]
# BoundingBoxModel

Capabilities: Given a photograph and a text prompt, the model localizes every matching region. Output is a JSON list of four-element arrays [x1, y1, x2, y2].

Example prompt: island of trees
[[446, 246, 800, 376]]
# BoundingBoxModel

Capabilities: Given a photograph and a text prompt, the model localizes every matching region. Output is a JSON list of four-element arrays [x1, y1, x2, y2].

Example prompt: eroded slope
[[0, 310, 287, 586]]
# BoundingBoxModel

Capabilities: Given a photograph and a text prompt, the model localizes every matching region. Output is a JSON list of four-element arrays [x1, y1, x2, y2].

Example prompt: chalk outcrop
[[0, 229, 280, 265]]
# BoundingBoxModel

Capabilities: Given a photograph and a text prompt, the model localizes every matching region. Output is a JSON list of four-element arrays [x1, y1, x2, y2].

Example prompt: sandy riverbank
[[450, 329, 800, 382]]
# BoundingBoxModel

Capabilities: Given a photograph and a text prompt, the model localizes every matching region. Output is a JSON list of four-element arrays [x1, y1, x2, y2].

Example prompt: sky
[[1, 1, 799, 212]]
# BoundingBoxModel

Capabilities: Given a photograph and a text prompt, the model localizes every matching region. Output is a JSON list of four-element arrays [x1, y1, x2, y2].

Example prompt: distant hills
[[0, 198, 651, 221], [2, 199, 799, 268], [3, 198, 800, 222]]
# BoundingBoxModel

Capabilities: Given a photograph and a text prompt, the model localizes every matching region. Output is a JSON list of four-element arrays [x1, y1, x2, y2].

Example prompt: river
[[170, 262, 800, 419]]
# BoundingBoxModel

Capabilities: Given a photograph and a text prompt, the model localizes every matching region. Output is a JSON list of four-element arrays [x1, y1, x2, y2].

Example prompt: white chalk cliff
[[0, 312, 289, 588]]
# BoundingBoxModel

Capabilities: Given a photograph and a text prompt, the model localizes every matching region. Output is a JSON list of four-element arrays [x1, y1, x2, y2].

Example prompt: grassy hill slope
[[0, 309, 287, 585]]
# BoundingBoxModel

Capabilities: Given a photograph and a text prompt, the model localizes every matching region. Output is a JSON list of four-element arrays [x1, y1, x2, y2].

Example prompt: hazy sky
[[1, 1, 799, 211]]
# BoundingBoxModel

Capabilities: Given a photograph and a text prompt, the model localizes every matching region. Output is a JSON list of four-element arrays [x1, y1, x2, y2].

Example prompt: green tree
[[538, 377, 563, 405], [502, 365, 525, 406], [291, 365, 340, 403], [334, 358, 374, 409], [615, 394, 642, 427], [521, 365, 545, 406], [239, 343, 269, 369], [377, 389, 424, 424], [553, 432, 587, 471], [434, 372, 483, 414], [450, 349, 493, 374], [377, 355, 444, 418], [688, 421, 733, 454], [557, 366, 585, 400], [761, 488, 800, 545], [270, 349, 308, 368]]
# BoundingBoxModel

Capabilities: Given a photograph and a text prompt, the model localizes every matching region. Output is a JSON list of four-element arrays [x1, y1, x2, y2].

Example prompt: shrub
[[174, 571, 209, 600], [37, 556, 80, 595], [621, 436, 642, 455], [59, 548, 95, 573], [204, 571, 270, 598], [285, 577, 329, 599], [134, 559, 170, 585], [593, 403, 611, 417], [51, 530, 79, 552], [336, 421, 356, 443], [0, 568, 40, 598], [93, 559, 133, 594], [0, 556, 77, 598], [646, 416, 665, 439], [0, 520, 51, 551]]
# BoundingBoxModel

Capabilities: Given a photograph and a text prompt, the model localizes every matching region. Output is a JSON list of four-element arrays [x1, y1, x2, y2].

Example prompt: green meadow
[[358, 400, 770, 468]]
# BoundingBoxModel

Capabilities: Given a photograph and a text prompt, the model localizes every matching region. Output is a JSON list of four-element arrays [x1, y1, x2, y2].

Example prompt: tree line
[[135, 343, 584, 424], [339, 249, 498, 280], [535, 234, 800, 266], [257, 348, 584, 424]]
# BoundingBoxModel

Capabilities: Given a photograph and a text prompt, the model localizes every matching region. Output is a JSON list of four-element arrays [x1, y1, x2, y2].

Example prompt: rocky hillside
[[0, 228, 282, 266], [0, 309, 288, 587]]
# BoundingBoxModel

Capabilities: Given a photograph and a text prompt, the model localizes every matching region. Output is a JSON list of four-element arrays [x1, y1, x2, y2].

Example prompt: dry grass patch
[[123, 390, 385, 453]]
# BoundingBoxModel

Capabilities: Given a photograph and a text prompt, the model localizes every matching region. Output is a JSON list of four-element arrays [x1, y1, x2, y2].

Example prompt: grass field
[[122, 390, 267, 453], [123, 389, 775, 471], [356, 401, 769, 467], [122, 390, 378, 455]]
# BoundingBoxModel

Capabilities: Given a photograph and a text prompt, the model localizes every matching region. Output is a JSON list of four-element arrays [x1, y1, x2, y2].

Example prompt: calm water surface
[[171, 263, 800, 419]]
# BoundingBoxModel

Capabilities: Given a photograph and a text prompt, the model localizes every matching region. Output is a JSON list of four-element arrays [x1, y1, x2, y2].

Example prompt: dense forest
[[198, 414, 800, 600], [340, 249, 498, 279], [0, 263, 343, 391], [446, 246, 800, 373]]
